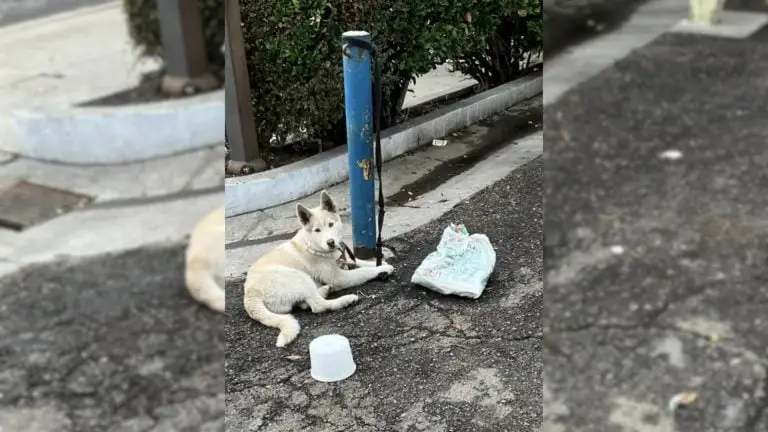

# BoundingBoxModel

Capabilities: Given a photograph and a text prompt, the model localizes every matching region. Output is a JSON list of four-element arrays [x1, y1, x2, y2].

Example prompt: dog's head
[[295, 190, 343, 253]]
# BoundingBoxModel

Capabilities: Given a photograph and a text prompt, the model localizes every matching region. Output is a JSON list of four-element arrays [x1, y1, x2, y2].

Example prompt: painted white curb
[[11, 89, 224, 165], [225, 72, 542, 217]]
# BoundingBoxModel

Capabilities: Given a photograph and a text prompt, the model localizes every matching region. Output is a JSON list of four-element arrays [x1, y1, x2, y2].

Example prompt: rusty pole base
[[161, 73, 220, 97]]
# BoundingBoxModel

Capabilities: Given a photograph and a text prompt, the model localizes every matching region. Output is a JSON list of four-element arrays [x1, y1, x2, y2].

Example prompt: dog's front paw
[[378, 264, 394, 275]]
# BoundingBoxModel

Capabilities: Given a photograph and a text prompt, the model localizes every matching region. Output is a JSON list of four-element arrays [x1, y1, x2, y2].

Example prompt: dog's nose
[[326, 239, 336, 249]]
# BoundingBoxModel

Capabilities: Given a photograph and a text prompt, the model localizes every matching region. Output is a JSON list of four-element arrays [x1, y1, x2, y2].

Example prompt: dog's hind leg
[[305, 291, 359, 314], [298, 284, 330, 310]]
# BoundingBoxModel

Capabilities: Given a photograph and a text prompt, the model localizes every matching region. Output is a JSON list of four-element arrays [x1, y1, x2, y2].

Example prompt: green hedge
[[124, 0, 541, 146], [241, 0, 541, 145], [452, 0, 542, 89], [122, 0, 224, 71]]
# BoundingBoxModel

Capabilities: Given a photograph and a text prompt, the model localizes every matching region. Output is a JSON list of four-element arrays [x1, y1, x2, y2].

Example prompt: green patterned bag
[[411, 224, 496, 299]]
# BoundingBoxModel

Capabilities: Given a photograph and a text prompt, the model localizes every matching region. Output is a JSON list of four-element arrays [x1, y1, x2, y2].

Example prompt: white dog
[[243, 190, 394, 347], [184, 207, 226, 313]]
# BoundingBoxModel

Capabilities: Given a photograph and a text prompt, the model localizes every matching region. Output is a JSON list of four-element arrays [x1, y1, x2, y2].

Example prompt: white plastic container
[[309, 334, 357, 382]]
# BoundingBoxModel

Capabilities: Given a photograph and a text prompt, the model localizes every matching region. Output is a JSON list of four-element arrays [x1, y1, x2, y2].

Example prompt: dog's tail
[[244, 299, 301, 347], [185, 265, 225, 313]]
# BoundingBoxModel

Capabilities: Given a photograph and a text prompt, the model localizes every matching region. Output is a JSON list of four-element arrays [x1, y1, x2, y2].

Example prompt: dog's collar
[[291, 239, 337, 257]]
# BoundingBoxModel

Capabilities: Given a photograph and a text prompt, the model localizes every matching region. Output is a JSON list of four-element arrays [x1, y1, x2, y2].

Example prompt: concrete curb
[[11, 89, 224, 165], [225, 71, 542, 217]]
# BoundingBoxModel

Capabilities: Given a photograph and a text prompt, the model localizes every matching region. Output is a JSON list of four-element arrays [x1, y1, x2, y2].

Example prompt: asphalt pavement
[[225, 157, 543, 431], [544, 0, 650, 58], [544, 0, 768, 59], [544, 33, 768, 431], [0, 245, 225, 431]]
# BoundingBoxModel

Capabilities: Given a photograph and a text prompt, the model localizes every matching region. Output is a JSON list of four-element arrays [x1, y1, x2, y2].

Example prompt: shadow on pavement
[[225, 158, 544, 431]]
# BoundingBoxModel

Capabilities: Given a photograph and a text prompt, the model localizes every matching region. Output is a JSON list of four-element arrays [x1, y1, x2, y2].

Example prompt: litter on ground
[[432, 139, 448, 147], [659, 149, 683, 160], [668, 391, 698, 412], [411, 223, 496, 299]]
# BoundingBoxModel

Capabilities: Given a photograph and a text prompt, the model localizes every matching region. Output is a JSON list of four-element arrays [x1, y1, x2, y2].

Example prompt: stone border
[[11, 89, 223, 165], [225, 71, 542, 217]]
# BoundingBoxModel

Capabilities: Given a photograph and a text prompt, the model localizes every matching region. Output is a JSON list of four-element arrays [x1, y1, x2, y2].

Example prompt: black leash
[[337, 241, 358, 270], [343, 36, 386, 269]]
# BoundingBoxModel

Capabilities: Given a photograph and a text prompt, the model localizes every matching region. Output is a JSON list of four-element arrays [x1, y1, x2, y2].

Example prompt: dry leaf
[[668, 391, 698, 412], [285, 355, 303, 361]]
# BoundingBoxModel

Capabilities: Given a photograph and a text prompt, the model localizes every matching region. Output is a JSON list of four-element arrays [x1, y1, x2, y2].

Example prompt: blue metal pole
[[342, 30, 376, 259]]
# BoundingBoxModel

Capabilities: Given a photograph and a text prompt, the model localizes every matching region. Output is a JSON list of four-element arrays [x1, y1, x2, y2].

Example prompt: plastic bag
[[411, 224, 496, 299]]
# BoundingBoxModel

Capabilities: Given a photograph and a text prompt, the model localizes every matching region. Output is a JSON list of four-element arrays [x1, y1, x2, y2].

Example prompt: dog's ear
[[296, 203, 312, 226], [320, 190, 337, 213]]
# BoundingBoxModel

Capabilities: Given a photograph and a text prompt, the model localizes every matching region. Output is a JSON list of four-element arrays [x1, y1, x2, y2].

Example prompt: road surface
[[0, 245, 225, 431]]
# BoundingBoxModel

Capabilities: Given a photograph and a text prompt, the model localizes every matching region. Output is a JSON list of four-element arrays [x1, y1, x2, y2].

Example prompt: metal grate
[[0, 181, 92, 231]]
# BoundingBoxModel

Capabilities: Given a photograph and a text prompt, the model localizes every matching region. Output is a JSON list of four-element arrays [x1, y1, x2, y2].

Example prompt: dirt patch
[[262, 140, 332, 171], [77, 68, 223, 107]]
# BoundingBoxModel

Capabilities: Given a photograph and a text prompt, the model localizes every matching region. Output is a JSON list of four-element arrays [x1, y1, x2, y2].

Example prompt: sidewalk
[[0, 0, 114, 27], [225, 157, 543, 431], [0, 145, 223, 276], [544, 27, 768, 432], [0, 1, 160, 153]]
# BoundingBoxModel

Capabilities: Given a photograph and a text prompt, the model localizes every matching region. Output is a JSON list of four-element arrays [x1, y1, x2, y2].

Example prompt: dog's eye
[[328, 222, 334, 227], [313, 228, 321, 233]]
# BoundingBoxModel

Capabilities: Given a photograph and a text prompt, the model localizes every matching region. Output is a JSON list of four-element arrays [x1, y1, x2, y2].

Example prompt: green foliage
[[123, 0, 541, 146], [122, 0, 225, 70], [452, 0, 543, 89], [242, 0, 540, 144]]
